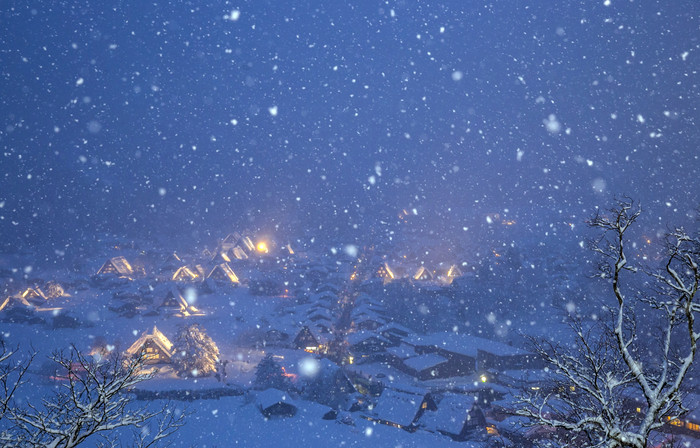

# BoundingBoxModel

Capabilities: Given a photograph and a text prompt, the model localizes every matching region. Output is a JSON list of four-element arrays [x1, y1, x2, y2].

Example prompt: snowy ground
[[149, 395, 474, 448]]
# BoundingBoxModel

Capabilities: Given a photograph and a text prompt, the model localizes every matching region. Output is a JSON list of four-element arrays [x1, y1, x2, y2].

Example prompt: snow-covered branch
[[1, 346, 186, 447], [517, 199, 700, 448]]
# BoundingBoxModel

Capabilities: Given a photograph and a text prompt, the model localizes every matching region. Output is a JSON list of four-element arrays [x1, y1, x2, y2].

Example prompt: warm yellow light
[[256, 242, 268, 253], [480, 374, 487, 383]]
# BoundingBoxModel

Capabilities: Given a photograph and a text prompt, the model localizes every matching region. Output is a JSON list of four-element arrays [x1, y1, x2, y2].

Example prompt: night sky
[[1, 1, 698, 254]]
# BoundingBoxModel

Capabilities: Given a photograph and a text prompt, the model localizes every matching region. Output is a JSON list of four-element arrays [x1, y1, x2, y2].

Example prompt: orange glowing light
[[256, 242, 268, 253]]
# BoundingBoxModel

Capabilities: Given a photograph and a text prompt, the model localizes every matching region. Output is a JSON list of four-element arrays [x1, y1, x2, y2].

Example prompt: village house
[[96, 256, 135, 277], [207, 263, 240, 284], [159, 252, 184, 273], [294, 326, 329, 354], [125, 326, 174, 365], [420, 393, 487, 441], [377, 322, 415, 346], [363, 387, 437, 432], [413, 266, 435, 281], [347, 331, 391, 357], [256, 388, 297, 418], [18, 286, 48, 306], [172, 266, 200, 282], [401, 333, 541, 379], [158, 287, 201, 317]]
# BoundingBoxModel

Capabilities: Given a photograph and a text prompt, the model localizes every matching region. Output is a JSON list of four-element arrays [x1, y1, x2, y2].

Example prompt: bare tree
[[517, 199, 699, 448], [1, 346, 186, 447], [0, 341, 33, 423]]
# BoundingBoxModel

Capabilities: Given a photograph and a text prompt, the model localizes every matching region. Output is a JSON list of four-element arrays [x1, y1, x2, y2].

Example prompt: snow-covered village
[[1, 216, 699, 447], [1, 1, 699, 447]]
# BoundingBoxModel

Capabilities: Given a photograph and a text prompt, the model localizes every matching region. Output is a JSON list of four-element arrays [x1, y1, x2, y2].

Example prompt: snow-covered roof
[[0, 295, 34, 312], [405, 333, 529, 358], [207, 263, 239, 283], [172, 266, 200, 281], [403, 354, 448, 372], [125, 326, 174, 358], [377, 322, 413, 337], [346, 331, 390, 346], [420, 393, 477, 435], [256, 388, 295, 410], [309, 291, 337, 304], [385, 344, 416, 360], [369, 388, 427, 427], [353, 314, 387, 326]]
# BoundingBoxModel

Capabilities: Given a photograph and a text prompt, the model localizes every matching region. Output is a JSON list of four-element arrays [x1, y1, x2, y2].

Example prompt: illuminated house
[[207, 263, 240, 284], [0, 295, 34, 313], [375, 263, 396, 282], [19, 287, 48, 306], [210, 250, 233, 264], [96, 256, 134, 277], [293, 326, 327, 353], [413, 266, 434, 281], [228, 246, 249, 260], [443, 264, 463, 284], [664, 392, 700, 437], [221, 232, 255, 255], [172, 266, 200, 282], [125, 326, 174, 365], [158, 288, 201, 317]]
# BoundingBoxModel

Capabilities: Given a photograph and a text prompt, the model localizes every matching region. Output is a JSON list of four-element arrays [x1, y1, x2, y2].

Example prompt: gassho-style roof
[[420, 393, 480, 436], [97, 256, 134, 276], [369, 388, 429, 427], [207, 263, 240, 283], [125, 326, 174, 358]]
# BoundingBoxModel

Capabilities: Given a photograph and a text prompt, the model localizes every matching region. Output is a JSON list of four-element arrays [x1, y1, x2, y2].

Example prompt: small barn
[[256, 388, 297, 418], [97, 256, 134, 277], [125, 326, 174, 364]]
